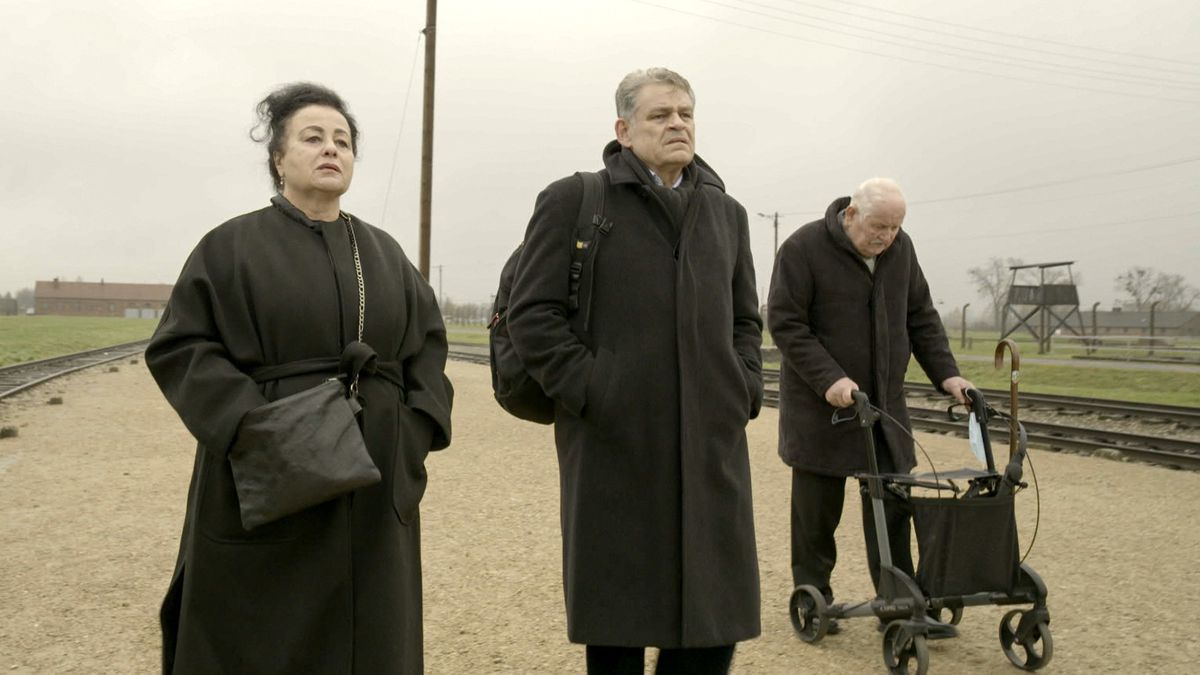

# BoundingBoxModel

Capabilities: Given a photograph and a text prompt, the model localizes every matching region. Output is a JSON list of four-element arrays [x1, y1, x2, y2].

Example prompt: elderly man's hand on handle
[[941, 376, 974, 405], [827, 376, 974, 408], [824, 377, 859, 409]]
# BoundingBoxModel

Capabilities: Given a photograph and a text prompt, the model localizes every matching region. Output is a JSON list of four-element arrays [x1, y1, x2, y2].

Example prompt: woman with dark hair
[[147, 82, 453, 674]]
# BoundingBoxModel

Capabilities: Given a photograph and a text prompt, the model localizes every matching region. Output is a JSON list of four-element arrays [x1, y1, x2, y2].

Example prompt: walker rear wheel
[[788, 585, 829, 643], [999, 609, 1053, 670], [882, 621, 929, 675]]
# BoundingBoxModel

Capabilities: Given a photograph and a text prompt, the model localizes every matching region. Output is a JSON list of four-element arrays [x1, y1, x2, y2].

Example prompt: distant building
[[1089, 309, 1200, 337], [34, 279, 172, 318]]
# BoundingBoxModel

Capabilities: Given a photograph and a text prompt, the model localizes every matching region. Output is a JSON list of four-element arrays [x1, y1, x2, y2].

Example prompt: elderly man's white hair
[[614, 67, 695, 120], [849, 177, 906, 218]]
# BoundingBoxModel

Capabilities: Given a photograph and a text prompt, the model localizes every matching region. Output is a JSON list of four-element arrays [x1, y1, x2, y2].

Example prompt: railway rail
[[454, 348, 1200, 470], [764, 369, 1200, 429], [762, 386, 1200, 470], [902, 406, 1200, 471], [6, 344, 1196, 470], [903, 381, 1200, 429], [0, 340, 150, 401]]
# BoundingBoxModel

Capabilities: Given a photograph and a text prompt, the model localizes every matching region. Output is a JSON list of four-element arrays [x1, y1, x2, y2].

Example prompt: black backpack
[[489, 171, 611, 424]]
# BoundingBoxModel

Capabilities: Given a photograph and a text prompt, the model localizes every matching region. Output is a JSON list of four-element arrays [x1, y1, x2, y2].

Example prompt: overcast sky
[[3, 0, 1198, 320]]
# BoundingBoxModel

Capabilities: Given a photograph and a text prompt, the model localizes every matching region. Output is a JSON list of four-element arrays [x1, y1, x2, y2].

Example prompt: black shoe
[[877, 618, 957, 639], [925, 617, 958, 639]]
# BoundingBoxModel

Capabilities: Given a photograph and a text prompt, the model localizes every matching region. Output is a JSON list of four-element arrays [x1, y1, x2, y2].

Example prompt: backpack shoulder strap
[[567, 171, 610, 312], [577, 171, 605, 231]]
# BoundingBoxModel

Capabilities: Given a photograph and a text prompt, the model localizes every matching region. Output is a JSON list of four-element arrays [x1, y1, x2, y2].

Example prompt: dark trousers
[[790, 429, 914, 600], [585, 644, 735, 675]]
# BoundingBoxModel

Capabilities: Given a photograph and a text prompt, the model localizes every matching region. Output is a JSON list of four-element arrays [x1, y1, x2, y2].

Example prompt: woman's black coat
[[507, 141, 764, 648], [146, 197, 453, 674], [767, 197, 959, 476]]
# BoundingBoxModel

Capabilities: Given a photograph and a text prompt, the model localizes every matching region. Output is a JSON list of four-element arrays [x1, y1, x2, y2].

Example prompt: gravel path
[[1, 359, 1198, 673]]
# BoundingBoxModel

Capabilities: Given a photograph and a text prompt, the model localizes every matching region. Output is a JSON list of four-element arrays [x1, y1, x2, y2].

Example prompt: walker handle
[[850, 390, 878, 428]]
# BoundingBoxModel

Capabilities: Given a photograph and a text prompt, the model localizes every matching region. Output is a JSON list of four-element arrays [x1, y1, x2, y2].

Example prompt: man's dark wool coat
[[767, 196, 960, 477], [507, 140, 764, 648], [146, 196, 453, 674]]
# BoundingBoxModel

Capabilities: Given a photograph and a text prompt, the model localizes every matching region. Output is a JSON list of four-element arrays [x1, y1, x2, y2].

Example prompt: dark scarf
[[618, 146, 697, 245]]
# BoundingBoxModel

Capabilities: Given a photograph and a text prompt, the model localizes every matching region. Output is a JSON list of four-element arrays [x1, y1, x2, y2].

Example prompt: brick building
[[1090, 309, 1200, 337], [34, 279, 172, 318]]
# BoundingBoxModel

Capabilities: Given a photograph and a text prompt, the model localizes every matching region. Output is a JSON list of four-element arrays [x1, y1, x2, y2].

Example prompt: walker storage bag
[[910, 492, 1020, 597]]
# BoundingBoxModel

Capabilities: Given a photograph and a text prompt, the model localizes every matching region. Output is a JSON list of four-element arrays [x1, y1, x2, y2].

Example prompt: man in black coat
[[767, 178, 972, 630], [507, 68, 763, 675]]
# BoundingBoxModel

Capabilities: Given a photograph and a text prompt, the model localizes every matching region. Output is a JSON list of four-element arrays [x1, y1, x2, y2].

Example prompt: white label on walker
[[968, 412, 987, 466]]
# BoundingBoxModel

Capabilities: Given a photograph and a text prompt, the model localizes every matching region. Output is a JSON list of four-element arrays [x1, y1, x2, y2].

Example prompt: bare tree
[[1157, 273, 1200, 311], [439, 298, 492, 325], [967, 257, 1023, 329], [15, 287, 33, 311], [1115, 267, 1156, 310], [1115, 267, 1199, 311]]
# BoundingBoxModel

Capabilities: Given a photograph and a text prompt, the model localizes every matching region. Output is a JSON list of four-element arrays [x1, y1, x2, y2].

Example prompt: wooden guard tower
[[1000, 261, 1086, 354]]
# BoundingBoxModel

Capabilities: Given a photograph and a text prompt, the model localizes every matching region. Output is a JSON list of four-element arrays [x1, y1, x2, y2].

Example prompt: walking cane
[[993, 338, 1020, 460]]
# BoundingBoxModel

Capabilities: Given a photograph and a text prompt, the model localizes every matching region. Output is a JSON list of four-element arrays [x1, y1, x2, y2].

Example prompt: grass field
[[0, 316, 158, 367], [762, 348, 1199, 407], [447, 323, 489, 346], [4, 318, 1196, 407], [919, 358, 1200, 407]]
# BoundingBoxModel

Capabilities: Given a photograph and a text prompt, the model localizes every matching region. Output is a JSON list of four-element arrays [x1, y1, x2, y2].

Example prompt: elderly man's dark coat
[[507, 141, 764, 648], [146, 197, 453, 674], [767, 196, 959, 477]]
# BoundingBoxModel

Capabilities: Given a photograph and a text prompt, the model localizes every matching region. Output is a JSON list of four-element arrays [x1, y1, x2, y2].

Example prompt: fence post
[[1149, 301, 1160, 357], [960, 303, 970, 350]]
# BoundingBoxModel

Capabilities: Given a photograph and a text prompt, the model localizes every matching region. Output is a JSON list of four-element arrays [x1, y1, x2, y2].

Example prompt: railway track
[[449, 347, 490, 366], [762, 386, 1200, 471], [11, 344, 1192, 470], [0, 340, 150, 401], [454, 349, 1199, 470], [765, 369, 1200, 430], [903, 381, 1200, 429]]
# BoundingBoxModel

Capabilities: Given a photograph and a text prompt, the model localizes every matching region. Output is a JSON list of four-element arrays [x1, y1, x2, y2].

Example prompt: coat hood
[[821, 196, 861, 259]]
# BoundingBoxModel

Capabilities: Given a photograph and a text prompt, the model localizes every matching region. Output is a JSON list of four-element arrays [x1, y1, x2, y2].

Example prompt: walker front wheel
[[788, 585, 829, 643], [999, 609, 1053, 670], [882, 621, 929, 675]]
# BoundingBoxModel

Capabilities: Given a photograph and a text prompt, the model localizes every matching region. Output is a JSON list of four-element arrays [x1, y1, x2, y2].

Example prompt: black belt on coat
[[248, 341, 405, 393]]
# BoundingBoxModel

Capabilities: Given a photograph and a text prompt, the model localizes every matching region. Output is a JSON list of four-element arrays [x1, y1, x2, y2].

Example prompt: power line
[[775, 0, 1200, 68], [717, 0, 1200, 88], [765, 0, 1200, 76], [973, 176, 1200, 209], [768, 162, 1198, 219], [909, 156, 1200, 205], [380, 31, 425, 228], [632, 0, 1200, 105], [926, 209, 1200, 242]]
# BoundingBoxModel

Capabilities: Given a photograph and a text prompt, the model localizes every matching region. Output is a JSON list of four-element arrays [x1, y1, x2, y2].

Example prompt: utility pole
[[433, 264, 443, 306], [756, 212, 780, 256], [418, 0, 437, 280]]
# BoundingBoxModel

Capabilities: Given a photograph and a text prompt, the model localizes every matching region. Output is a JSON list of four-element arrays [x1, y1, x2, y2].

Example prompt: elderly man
[[767, 178, 972, 631], [508, 68, 763, 675]]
